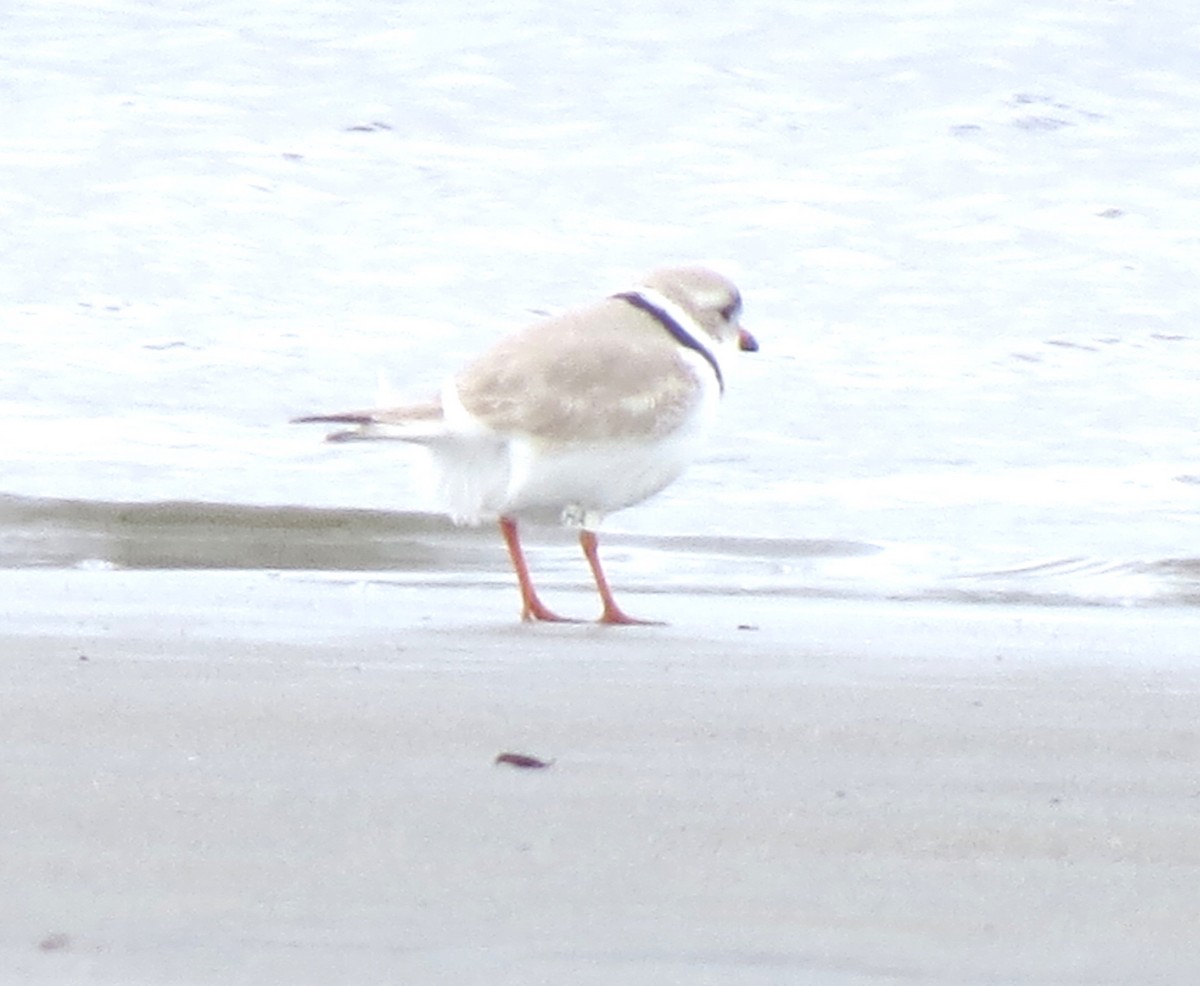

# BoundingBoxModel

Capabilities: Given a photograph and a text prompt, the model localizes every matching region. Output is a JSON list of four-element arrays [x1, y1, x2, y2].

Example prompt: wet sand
[[5, 570, 1200, 984]]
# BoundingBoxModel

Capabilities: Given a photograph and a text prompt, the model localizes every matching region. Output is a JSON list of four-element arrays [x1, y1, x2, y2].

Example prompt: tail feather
[[292, 411, 377, 425], [293, 400, 448, 444]]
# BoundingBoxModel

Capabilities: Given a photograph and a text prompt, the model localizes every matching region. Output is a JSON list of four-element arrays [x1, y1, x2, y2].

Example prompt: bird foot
[[597, 606, 665, 626], [521, 600, 584, 624]]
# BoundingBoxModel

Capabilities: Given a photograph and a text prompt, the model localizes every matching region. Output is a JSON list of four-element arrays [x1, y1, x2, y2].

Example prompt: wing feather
[[453, 299, 699, 444]]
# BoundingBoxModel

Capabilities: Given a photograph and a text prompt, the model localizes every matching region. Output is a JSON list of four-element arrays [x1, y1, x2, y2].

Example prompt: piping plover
[[295, 265, 757, 624]]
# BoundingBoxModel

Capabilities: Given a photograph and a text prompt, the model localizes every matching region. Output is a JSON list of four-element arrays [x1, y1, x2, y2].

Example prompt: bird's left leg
[[578, 530, 663, 626]]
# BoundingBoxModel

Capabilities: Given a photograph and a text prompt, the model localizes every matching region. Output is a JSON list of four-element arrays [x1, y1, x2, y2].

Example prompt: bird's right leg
[[498, 516, 577, 623]]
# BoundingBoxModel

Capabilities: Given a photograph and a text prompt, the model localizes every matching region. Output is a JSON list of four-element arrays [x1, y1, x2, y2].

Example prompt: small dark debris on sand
[[495, 752, 553, 769]]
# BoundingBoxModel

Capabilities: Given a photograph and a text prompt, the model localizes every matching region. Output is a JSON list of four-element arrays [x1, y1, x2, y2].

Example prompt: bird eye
[[720, 292, 742, 322]]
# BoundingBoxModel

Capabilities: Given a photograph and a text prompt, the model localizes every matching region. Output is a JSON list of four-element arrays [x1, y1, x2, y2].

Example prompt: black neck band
[[613, 291, 723, 394]]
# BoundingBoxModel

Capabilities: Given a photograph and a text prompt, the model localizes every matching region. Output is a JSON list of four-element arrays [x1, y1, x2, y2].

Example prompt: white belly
[[424, 425, 706, 530]]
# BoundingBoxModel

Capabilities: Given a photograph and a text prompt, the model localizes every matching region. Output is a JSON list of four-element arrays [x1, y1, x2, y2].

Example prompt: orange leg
[[498, 516, 575, 623], [579, 530, 663, 626]]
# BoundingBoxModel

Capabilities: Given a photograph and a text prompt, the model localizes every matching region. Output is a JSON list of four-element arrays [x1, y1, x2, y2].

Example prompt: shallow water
[[3, 0, 1198, 609]]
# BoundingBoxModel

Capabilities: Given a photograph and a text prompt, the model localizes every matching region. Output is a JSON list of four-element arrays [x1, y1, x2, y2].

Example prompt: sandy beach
[[4, 570, 1200, 985]]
